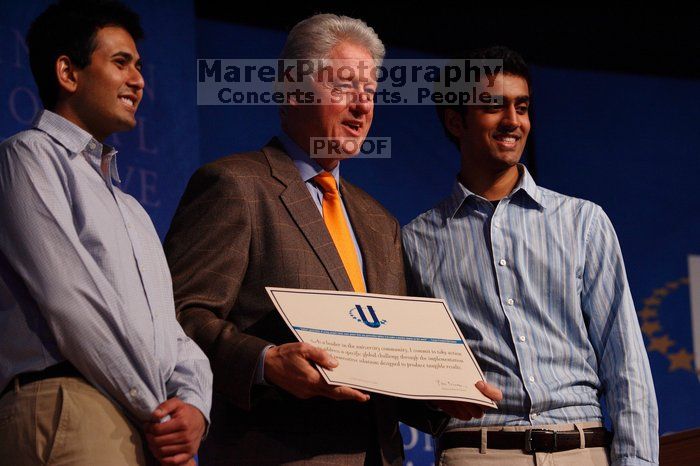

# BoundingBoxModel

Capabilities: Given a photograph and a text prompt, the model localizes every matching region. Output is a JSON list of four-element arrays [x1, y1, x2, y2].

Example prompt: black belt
[[440, 427, 613, 453], [1, 361, 82, 398]]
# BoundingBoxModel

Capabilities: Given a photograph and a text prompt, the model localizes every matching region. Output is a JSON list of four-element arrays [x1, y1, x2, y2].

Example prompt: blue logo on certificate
[[349, 304, 387, 328]]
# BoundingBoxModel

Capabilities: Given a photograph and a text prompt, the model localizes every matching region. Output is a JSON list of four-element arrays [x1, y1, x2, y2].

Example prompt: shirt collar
[[278, 131, 341, 187], [516, 164, 544, 208], [446, 164, 545, 218], [33, 109, 121, 184]]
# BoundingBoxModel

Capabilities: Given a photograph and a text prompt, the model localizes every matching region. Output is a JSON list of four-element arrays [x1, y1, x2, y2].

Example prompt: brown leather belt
[[440, 427, 613, 453], [1, 361, 81, 398]]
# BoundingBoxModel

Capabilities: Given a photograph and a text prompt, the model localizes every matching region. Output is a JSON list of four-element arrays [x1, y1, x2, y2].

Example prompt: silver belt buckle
[[524, 428, 557, 453]]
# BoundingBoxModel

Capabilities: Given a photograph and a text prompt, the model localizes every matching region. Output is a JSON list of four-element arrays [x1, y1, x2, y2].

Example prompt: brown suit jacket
[[164, 139, 445, 465]]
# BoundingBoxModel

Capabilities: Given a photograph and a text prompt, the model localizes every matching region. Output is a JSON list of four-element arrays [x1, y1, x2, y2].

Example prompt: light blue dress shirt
[[0, 110, 212, 423], [402, 165, 658, 466]]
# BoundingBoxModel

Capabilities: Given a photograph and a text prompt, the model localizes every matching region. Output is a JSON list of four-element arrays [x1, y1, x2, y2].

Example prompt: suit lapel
[[340, 181, 384, 294], [262, 140, 354, 292]]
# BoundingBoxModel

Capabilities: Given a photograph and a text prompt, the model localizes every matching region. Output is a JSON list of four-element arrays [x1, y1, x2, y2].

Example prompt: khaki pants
[[0, 375, 149, 465], [438, 422, 610, 466]]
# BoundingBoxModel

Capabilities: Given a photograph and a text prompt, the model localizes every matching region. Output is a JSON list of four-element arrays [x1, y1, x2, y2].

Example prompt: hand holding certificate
[[266, 287, 499, 409]]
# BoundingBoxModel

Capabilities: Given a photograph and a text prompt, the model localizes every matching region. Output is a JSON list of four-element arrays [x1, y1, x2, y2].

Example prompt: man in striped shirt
[[402, 46, 658, 466]]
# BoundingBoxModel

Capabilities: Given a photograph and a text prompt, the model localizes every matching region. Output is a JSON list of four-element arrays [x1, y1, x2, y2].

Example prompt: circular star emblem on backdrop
[[638, 278, 696, 374]]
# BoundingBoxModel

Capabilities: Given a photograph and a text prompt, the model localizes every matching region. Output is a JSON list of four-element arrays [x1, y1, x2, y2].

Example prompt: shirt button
[[531, 413, 539, 418], [129, 388, 138, 397], [506, 298, 514, 306], [529, 376, 535, 383], [519, 335, 526, 342], [493, 221, 500, 229], [499, 259, 507, 266], [89, 142, 96, 150]]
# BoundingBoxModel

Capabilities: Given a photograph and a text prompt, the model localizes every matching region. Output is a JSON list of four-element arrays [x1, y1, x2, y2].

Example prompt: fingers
[[159, 453, 193, 466], [433, 400, 485, 420], [264, 342, 372, 403], [145, 405, 204, 465], [475, 381, 503, 402], [146, 417, 184, 436], [466, 405, 485, 419], [151, 397, 184, 422], [300, 343, 338, 370], [145, 431, 188, 448], [265, 343, 335, 395], [433, 380, 500, 421], [461, 405, 483, 420], [324, 384, 370, 402], [149, 440, 191, 459]]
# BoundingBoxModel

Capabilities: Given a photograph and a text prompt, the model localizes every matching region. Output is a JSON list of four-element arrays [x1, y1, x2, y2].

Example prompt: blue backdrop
[[1, 0, 200, 237], [2, 3, 699, 465]]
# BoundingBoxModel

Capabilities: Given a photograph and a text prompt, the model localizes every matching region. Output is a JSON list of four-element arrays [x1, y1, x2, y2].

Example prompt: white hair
[[280, 13, 385, 65]]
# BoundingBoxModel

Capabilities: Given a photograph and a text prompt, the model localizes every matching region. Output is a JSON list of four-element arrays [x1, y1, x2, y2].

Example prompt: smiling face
[[450, 73, 530, 172], [65, 26, 144, 141], [283, 41, 376, 168]]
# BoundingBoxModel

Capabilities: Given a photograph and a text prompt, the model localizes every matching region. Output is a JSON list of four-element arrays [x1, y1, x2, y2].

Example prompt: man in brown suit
[[164, 14, 501, 465]]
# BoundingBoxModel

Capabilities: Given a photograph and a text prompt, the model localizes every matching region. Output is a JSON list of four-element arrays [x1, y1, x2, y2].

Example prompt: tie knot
[[314, 172, 339, 196]]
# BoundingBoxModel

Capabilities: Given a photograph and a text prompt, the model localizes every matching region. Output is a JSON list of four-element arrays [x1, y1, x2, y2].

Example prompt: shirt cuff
[[176, 390, 212, 437], [176, 390, 211, 422], [254, 345, 275, 385]]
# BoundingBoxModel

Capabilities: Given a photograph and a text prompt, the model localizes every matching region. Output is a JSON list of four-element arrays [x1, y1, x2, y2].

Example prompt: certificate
[[266, 287, 497, 408]]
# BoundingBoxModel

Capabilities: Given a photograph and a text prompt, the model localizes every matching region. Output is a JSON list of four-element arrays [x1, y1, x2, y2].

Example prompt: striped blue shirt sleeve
[[582, 206, 658, 465]]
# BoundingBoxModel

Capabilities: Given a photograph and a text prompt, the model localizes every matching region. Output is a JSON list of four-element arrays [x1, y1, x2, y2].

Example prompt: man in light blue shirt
[[402, 46, 658, 465], [0, 1, 211, 465]]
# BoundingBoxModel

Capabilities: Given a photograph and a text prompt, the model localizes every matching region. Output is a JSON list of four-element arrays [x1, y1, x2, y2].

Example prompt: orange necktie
[[314, 172, 366, 292]]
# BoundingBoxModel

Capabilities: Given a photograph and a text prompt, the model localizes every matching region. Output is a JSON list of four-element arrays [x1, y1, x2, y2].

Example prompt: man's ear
[[286, 88, 300, 108], [55, 55, 79, 95], [276, 76, 302, 108], [444, 108, 465, 139]]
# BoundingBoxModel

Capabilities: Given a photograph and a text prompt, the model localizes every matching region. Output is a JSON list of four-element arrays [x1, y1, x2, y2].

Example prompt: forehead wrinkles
[[321, 58, 376, 81]]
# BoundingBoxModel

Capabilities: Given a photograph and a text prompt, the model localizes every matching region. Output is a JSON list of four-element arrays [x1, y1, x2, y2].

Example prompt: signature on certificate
[[436, 379, 467, 391]]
